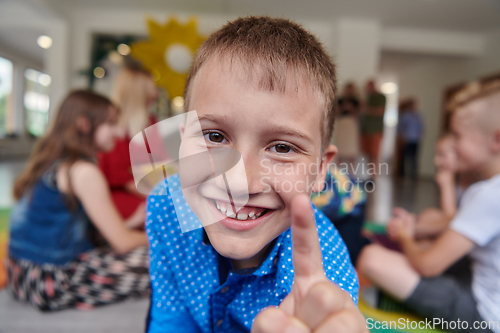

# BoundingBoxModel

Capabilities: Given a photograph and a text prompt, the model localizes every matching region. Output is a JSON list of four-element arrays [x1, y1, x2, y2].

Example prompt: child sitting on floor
[[390, 133, 478, 246], [8, 90, 150, 311], [145, 17, 366, 333], [358, 80, 500, 332], [311, 171, 366, 265]]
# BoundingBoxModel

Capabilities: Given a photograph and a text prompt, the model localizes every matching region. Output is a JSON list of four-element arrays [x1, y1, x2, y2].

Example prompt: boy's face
[[183, 59, 335, 265], [450, 101, 493, 173], [434, 138, 457, 172]]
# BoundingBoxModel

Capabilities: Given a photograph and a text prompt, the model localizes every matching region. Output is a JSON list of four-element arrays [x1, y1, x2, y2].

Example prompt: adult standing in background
[[335, 82, 361, 175], [98, 63, 159, 222], [398, 98, 424, 179], [361, 80, 386, 169], [395, 99, 412, 178]]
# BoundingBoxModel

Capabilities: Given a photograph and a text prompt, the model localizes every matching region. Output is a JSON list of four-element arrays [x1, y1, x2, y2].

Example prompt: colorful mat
[[359, 297, 444, 333], [359, 221, 445, 333], [0, 208, 9, 289]]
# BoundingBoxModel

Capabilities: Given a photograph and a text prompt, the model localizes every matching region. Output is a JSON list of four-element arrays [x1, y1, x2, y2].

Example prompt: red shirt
[[98, 115, 157, 219]]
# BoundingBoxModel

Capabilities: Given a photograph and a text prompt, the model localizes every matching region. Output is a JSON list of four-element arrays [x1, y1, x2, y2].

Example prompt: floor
[[0, 291, 150, 333], [0, 159, 439, 333], [366, 176, 440, 224]]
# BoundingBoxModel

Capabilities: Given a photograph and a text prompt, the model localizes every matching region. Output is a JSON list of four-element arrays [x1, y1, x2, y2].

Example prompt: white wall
[[391, 28, 500, 177], [397, 57, 462, 177], [63, 6, 338, 95], [335, 19, 380, 88]]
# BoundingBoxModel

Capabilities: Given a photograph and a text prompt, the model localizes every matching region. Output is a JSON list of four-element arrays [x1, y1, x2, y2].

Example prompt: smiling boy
[[146, 17, 366, 333]]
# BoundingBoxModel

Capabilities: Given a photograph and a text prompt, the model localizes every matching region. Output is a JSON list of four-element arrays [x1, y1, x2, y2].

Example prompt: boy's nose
[[219, 156, 249, 205], [212, 150, 269, 200], [245, 161, 270, 196]]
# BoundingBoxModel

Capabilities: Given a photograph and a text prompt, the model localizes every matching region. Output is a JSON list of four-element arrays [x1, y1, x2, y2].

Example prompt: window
[[0, 56, 14, 137], [24, 68, 51, 137]]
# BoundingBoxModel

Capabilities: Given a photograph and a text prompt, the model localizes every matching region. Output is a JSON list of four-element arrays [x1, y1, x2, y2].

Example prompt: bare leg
[[357, 244, 421, 301], [416, 239, 434, 251]]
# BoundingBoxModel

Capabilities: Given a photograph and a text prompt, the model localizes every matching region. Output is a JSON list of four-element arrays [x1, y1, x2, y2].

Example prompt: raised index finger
[[291, 194, 325, 281]]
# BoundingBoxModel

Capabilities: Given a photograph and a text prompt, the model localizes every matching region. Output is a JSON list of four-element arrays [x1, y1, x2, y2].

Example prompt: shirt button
[[216, 319, 223, 327], [221, 286, 229, 293], [273, 257, 278, 266]]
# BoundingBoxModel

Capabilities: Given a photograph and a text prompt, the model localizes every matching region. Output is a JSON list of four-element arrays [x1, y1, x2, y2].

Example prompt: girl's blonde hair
[[112, 64, 156, 137]]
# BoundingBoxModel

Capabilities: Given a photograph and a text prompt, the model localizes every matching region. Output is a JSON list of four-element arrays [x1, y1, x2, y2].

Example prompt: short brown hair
[[184, 16, 337, 149]]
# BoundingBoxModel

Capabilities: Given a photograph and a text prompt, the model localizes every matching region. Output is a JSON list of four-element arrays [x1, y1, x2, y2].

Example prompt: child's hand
[[435, 170, 454, 186], [252, 195, 367, 333], [387, 208, 416, 242]]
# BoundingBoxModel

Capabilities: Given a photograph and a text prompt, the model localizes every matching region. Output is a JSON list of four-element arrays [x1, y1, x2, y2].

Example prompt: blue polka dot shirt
[[146, 174, 359, 333]]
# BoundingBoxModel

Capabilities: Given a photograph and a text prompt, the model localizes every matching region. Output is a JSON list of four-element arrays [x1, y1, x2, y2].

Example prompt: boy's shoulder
[[461, 173, 500, 204], [451, 173, 500, 246]]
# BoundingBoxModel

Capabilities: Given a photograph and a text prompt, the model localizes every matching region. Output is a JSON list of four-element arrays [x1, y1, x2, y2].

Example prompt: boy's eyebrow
[[197, 114, 230, 124], [267, 124, 314, 144], [197, 113, 314, 144]]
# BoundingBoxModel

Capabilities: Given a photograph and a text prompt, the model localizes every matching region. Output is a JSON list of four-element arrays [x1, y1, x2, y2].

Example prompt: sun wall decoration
[[131, 17, 205, 99]]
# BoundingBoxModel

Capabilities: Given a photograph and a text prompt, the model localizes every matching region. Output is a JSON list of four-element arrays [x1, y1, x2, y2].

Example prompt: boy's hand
[[435, 170, 454, 186], [388, 207, 416, 242], [252, 195, 367, 333]]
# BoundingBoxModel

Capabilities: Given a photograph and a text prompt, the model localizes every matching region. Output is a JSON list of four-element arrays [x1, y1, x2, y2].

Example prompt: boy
[[145, 17, 366, 333], [358, 80, 500, 333]]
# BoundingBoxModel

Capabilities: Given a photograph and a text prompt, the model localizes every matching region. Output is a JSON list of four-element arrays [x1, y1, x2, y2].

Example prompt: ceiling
[[0, 28, 45, 66], [0, 0, 55, 65], [44, 0, 500, 33], [1, 0, 499, 65]]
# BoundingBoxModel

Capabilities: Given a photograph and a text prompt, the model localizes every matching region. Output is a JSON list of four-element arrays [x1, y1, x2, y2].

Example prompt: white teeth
[[215, 201, 266, 220]]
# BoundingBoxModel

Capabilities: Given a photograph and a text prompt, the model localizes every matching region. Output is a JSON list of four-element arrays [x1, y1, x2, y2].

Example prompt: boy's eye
[[204, 131, 226, 143], [271, 143, 293, 154]]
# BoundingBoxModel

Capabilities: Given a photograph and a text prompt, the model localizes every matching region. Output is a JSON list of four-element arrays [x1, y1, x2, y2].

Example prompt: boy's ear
[[491, 129, 500, 154], [76, 116, 91, 134], [312, 144, 337, 193]]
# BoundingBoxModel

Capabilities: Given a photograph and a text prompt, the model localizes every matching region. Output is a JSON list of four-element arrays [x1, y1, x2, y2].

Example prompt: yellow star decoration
[[131, 17, 205, 99]]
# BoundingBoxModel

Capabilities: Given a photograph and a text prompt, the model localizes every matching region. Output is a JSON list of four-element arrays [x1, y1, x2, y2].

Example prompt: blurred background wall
[[0, 0, 499, 178]]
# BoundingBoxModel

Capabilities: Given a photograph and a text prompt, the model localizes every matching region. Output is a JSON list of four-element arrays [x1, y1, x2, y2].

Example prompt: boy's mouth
[[213, 199, 269, 221]]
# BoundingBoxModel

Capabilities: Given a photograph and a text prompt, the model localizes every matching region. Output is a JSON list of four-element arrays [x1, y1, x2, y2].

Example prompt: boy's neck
[[230, 240, 275, 270], [480, 156, 500, 180]]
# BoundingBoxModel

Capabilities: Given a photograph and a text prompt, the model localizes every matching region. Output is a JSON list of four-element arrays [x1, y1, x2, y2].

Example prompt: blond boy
[[359, 81, 500, 333]]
